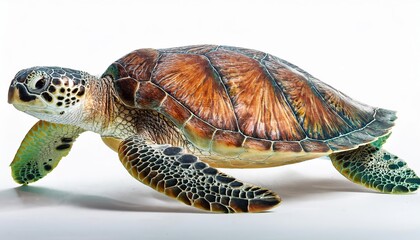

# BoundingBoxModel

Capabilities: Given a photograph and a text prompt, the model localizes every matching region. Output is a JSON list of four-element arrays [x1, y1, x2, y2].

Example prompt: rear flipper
[[330, 144, 420, 193]]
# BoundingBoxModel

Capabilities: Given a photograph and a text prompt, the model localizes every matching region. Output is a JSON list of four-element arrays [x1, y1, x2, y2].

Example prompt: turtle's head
[[8, 66, 91, 123]]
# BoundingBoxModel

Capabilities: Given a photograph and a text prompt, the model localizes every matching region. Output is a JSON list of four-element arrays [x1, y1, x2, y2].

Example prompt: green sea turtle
[[8, 45, 420, 213]]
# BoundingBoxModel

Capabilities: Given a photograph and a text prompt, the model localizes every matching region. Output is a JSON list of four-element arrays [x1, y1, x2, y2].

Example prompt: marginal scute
[[364, 127, 389, 138], [300, 140, 331, 153], [211, 130, 245, 156], [367, 120, 394, 131], [375, 108, 397, 122], [345, 131, 375, 145], [183, 116, 216, 150], [326, 136, 355, 152], [273, 142, 302, 152], [243, 138, 271, 151]]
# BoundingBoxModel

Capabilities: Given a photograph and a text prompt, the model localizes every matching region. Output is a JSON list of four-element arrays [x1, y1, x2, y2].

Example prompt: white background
[[1, 0, 419, 239]]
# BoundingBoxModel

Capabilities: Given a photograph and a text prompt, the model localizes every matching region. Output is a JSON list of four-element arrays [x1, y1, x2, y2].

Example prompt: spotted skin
[[330, 144, 420, 193], [119, 135, 281, 213], [11, 67, 88, 115], [10, 120, 84, 184]]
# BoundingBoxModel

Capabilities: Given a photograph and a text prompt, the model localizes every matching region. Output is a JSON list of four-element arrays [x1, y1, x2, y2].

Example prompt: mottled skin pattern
[[8, 45, 420, 213], [10, 121, 84, 183], [119, 136, 279, 213], [331, 143, 419, 193]]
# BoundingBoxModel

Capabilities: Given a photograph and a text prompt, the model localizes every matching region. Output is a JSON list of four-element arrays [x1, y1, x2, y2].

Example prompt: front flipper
[[330, 144, 420, 193], [11, 120, 85, 184], [118, 136, 281, 213]]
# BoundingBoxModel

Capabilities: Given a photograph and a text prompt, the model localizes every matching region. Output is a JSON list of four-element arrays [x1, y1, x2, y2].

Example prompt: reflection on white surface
[[0, 168, 369, 213], [1, 159, 419, 240], [0, 186, 200, 213]]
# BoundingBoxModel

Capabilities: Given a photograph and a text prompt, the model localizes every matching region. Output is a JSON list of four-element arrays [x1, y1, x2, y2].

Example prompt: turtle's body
[[8, 45, 420, 213], [100, 45, 390, 167]]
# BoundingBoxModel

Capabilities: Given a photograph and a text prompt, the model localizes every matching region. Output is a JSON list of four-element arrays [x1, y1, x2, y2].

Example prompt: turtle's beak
[[8, 84, 16, 104], [8, 84, 48, 114], [8, 83, 37, 105]]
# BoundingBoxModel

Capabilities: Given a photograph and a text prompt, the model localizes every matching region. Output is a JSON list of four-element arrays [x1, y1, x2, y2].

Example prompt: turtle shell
[[102, 45, 396, 164]]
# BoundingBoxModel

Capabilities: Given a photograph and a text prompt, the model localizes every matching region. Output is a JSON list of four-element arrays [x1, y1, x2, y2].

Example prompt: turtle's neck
[[80, 76, 117, 134]]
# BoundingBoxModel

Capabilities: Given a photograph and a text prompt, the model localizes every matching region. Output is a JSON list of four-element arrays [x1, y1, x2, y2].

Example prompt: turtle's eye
[[28, 74, 49, 92], [35, 77, 46, 89]]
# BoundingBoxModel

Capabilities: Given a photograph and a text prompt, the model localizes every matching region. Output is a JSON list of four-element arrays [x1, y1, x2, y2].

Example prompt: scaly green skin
[[119, 135, 281, 213], [11, 120, 84, 184], [330, 144, 419, 193]]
